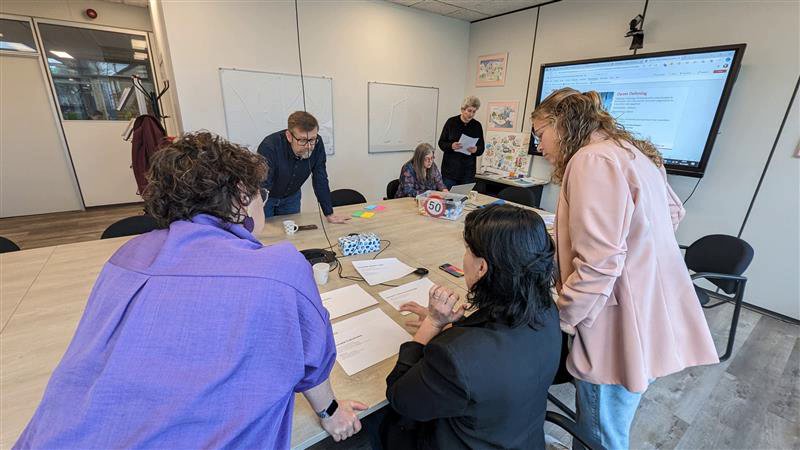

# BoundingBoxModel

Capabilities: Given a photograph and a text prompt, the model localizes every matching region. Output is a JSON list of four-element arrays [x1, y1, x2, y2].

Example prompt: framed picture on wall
[[476, 52, 508, 87], [486, 101, 519, 132]]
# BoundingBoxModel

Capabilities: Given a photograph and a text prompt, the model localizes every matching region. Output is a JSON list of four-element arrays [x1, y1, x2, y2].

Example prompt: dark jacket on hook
[[131, 115, 167, 195]]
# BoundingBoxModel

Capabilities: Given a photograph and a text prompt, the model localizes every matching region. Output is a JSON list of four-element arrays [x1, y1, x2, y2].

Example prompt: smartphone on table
[[439, 263, 464, 278]]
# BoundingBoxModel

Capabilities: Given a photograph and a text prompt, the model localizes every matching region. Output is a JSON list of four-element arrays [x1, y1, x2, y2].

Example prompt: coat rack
[[131, 75, 170, 126]]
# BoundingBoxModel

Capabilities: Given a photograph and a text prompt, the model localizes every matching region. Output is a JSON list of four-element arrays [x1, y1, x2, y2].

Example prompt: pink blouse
[[555, 138, 719, 393]]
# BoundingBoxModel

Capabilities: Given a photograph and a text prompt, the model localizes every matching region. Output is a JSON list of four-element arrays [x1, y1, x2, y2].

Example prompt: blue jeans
[[263, 190, 301, 218], [574, 379, 643, 450]]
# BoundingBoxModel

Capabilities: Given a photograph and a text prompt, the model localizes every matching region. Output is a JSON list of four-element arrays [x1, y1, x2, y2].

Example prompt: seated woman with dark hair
[[380, 204, 561, 449], [395, 143, 448, 198], [14, 132, 366, 449]]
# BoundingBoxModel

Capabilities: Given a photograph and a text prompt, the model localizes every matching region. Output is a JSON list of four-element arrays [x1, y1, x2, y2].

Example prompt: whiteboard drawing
[[480, 131, 531, 176], [368, 82, 439, 153], [220, 68, 334, 155]]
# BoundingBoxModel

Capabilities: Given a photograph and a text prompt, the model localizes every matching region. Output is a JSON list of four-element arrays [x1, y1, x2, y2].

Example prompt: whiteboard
[[368, 82, 439, 153], [220, 68, 334, 155]]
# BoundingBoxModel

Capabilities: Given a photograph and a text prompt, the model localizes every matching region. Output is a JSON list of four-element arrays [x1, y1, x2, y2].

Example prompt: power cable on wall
[[294, 0, 307, 111], [682, 177, 702, 205], [632, 0, 649, 55], [520, 10, 541, 132]]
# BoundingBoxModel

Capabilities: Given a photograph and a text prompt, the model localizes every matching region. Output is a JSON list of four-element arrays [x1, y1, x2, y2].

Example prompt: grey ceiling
[[385, 0, 551, 22]]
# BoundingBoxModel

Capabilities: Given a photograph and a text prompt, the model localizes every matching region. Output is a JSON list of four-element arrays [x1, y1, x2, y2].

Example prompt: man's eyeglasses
[[289, 130, 318, 147]]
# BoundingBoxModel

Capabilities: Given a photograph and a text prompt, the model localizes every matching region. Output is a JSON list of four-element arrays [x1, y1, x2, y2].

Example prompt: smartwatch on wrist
[[316, 399, 338, 419]]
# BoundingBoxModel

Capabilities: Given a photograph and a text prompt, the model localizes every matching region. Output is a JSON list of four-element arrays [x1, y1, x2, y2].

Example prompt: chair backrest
[[684, 234, 754, 294], [330, 188, 367, 207], [0, 236, 21, 254], [386, 179, 400, 200], [101, 215, 159, 240], [497, 186, 536, 207]]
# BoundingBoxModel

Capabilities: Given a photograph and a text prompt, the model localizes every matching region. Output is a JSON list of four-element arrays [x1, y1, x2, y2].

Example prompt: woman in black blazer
[[381, 204, 561, 449]]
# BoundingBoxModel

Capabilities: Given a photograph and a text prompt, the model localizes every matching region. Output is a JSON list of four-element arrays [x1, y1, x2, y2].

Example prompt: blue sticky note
[[364, 205, 377, 211]]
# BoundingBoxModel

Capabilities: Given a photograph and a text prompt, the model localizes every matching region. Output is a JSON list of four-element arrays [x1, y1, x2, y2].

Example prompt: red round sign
[[424, 197, 445, 218]]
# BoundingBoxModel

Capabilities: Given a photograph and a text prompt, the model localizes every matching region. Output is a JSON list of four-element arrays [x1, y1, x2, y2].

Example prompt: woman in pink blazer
[[531, 88, 719, 449]]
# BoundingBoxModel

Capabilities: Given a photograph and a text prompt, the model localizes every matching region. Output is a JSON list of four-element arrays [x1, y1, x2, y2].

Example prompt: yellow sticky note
[[360, 212, 375, 218]]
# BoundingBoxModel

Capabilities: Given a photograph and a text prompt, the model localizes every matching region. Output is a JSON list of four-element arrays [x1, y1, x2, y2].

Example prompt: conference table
[[0, 194, 553, 449]]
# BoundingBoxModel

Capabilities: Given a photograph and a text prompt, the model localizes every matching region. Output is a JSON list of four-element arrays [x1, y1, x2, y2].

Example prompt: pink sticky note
[[374, 205, 386, 211]]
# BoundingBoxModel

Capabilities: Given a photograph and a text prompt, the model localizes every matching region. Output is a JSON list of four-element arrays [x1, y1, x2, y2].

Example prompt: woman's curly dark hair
[[143, 131, 267, 228], [463, 204, 555, 328]]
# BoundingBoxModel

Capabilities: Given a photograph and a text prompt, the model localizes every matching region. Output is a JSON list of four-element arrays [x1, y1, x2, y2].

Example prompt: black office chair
[[681, 234, 754, 362], [497, 186, 537, 208], [385, 179, 400, 200], [101, 215, 159, 240], [545, 411, 603, 450], [0, 236, 21, 253], [330, 188, 367, 207]]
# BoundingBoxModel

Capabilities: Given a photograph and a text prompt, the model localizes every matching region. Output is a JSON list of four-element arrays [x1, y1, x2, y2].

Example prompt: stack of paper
[[332, 308, 412, 375], [457, 134, 479, 155], [352, 258, 415, 285], [379, 277, 435, 315], [321, 284, 379, 319]]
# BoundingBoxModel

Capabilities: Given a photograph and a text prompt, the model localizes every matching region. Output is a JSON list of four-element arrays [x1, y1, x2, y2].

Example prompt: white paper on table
[[321, 284, 379, 320], [379, 277, 435, 315], [332, 308, 412, 376], [352, 258, 415, 286], [457, 134, 479, 155]]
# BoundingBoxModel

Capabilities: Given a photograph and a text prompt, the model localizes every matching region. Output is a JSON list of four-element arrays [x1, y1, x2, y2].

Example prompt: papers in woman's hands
[[457, 134, 479, 155], [332, 309, 412, 375], [352, 258, 415, 285], [379, 278, 435, 314], [321, 284, 379, 319]]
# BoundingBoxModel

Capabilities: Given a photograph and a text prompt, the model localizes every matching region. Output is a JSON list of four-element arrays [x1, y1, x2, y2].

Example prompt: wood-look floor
[[0, 203, 146, 250], [1, 207, 797, 449]]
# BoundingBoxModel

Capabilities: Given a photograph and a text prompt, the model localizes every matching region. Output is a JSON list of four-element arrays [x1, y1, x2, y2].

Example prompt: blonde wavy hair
[[531, 88, 663, 183]]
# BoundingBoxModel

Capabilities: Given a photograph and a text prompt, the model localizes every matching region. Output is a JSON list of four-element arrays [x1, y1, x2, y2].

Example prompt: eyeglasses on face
[[289, 130, 318, 147]]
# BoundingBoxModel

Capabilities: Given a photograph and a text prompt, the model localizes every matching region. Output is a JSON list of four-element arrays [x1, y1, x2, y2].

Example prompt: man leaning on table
[[257, 111, 350, 223]]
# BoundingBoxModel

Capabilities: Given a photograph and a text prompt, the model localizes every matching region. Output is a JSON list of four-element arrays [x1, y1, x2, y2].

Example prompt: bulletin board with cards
[[479, 131, 532, 176]]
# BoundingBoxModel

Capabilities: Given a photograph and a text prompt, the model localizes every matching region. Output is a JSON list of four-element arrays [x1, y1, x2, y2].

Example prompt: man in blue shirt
[[257, 111, 349, 223]]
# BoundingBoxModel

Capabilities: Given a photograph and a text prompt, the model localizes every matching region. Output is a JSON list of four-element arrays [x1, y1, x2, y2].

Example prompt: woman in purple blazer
[[15, 132, 365, 449]]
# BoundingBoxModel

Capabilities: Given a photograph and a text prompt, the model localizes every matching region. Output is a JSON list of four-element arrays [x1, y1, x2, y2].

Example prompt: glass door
[[35, 19, 160, 206]]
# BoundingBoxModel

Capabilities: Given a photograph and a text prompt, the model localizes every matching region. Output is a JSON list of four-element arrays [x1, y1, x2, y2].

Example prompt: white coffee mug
[[313, 262, 330, 285], [283, 220, 299, 235]]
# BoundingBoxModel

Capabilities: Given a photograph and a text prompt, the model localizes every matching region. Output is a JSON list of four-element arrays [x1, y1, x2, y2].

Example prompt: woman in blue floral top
[[395, 143, 449, 198]]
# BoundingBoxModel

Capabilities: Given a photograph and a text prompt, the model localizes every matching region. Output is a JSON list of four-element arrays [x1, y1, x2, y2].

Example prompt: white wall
[[466, 0, 800, 318], [740, 89, 799, 319], [154, 0, 469, 209], [465, 6, 538, 133]]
